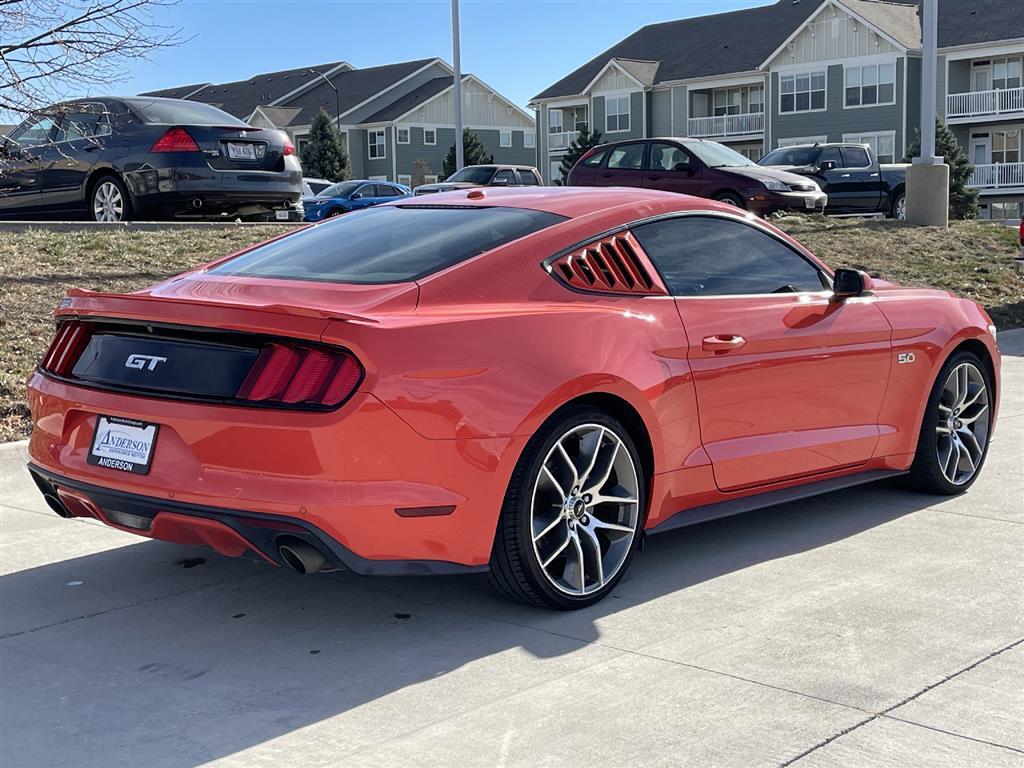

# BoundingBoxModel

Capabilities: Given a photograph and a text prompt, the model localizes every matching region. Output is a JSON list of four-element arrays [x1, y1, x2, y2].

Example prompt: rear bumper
[[27, 372, 525, 571], [28, 465, 486, 575]]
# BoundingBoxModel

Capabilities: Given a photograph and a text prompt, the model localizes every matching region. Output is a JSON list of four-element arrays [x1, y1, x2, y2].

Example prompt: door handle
[[702, 334, 746, 351], [841, 173, 851, 178], [602, 172, 613, 178], [648, 174, 660, 181]]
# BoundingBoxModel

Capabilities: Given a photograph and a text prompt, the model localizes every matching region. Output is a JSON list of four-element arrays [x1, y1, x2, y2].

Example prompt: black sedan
[[0, 97, 303, 222]]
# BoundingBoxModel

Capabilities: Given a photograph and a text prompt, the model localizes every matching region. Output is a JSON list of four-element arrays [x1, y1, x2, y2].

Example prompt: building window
[[524, 132, 535, 148], [548, 109, 563, 133], [843, 131, 897, 163], [984, 201, 1022, 221], [295, 134, 310, 156], [749, 84, 764, 114], [423, 128, 436, 145], [992, 129, 1021, 164], [605, 94, 630, 132], [780, 71, 826, 113], [845, 63, 896, 107], [424, 174, 438, 184], [368, 175, 388, 181], [397, 174, 412, 186], [368, 130, 386, 159], [777, 135, 827, 148], [500, 130, 512, 147], [397, 127, 410, 144], [993, 57, 1023, 90]]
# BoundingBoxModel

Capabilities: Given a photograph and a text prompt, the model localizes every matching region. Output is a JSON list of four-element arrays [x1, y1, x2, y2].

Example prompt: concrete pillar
[[906, 162, 950, 227]]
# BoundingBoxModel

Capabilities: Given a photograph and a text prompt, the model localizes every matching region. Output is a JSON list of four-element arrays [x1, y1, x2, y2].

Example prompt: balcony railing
[[947, 86, 1024, 118], [687, 112, 765, 138], [548, 130, 581, 151], [969, 162, 1024, 189]]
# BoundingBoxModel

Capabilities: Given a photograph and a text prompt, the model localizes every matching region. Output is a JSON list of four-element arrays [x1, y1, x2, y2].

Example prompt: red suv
[[567, 137, 826, 216]]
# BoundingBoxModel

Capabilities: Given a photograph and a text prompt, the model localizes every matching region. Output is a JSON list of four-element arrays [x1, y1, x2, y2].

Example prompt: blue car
[[302, 179, 410, 222]]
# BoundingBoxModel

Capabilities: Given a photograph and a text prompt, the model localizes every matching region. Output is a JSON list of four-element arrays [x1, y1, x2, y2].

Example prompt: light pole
[[308, 69, 340, 130], [906, 0, 949, 227], [452, 0, 464, 171]]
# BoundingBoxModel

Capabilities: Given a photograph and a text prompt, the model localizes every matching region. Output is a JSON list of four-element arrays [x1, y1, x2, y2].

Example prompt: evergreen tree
[[904, 119, 979, 220], [299, 109, 350, 181], [557, 127, 604, 185], [442, 128, 494, 179]]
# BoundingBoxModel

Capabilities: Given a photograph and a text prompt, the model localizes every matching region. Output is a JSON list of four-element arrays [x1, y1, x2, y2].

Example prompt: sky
[[118, 0, 771, 109]]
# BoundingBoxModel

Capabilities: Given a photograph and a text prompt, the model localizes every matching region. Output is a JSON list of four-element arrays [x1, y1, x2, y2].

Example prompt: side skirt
[[647, 469, 908, 536]]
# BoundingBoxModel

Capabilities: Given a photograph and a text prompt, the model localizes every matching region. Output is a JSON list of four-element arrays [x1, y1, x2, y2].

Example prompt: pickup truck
[[759, 142, 908, 220]]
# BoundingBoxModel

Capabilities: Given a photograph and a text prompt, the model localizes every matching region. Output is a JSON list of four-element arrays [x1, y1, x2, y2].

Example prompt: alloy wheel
[[895, 195, 907, 221], [935, 362, 989, 485], [93, 181, 124, 222], [530, 424, 640, 596]]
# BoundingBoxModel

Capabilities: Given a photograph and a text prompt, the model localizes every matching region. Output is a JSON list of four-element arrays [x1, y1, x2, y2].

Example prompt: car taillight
[[151, 127, 200, 153], [236, 343, 362, 407], [41, 320, 92, 377], [282, 139, 296, 156]]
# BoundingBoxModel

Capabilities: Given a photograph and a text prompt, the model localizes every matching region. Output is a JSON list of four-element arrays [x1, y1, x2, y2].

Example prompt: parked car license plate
[[87, 415, 159, 475], [227, 142, 257, 161], [275, 209, 290, 220], [804, 197, 817, 209]]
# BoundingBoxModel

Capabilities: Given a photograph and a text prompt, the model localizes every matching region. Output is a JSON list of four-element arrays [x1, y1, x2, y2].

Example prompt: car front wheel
[[487, 406, 645, 609], [90, 177, 131, 223], [907, 350, 993, 494], [892, 192, 907, 221]]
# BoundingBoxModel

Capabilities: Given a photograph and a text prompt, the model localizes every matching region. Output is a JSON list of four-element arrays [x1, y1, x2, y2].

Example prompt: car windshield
[[126, 98, 250, 127], [209, 205, 567, 284], [760, 147, 817, 166], [318, 181, 361, 198], [445, 167, 496, 184], [687, 141, 756, 168]]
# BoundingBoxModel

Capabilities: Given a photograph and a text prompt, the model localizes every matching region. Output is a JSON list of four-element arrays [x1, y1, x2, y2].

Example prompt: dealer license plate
[[87, 415, 159, 475]]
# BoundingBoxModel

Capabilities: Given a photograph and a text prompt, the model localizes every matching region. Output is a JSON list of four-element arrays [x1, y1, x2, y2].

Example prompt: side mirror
[[350, 192, 362, 200], [818, 160, 837, 172], [832, 268, 874, 298]]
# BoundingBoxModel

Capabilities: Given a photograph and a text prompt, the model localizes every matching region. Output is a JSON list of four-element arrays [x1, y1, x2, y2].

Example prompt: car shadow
[[0, 478, 934, 766]]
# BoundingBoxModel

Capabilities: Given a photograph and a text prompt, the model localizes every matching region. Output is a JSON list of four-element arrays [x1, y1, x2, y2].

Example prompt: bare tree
[[1, 0, 184, 119]]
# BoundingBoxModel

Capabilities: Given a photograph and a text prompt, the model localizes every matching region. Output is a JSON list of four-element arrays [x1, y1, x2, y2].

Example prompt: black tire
[[89, 175, 132, 222], [326, 208, 345, 218], [906, 349, 994, 495], [713, 192, 746, 210], [891, 191, 907, 221], [486, 405, 647, 610]]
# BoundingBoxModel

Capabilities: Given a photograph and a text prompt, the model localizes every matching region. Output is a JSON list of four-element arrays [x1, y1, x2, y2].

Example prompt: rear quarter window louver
[[548, 232, 666, 296]]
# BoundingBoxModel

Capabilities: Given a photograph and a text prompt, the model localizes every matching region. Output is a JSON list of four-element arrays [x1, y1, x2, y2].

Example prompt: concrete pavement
[[1, 331, 1021, 767]]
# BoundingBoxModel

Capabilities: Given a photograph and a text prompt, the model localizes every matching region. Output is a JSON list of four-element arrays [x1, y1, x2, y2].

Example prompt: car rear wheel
[[327, 208, 345, 218], [891, 192, 907, 221], [714, 192, 746, 210], [91, 177, 131, 223], [487, 406, 645, 609], [907, 350, 993, 494]]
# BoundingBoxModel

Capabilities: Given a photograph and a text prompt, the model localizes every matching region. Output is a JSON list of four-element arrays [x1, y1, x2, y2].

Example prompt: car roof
[[384, 185, 738, 219], [459, 164, 539, 171]]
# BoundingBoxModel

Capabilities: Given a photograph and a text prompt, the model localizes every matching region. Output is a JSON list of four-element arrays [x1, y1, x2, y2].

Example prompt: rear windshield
[[209, 205, 567, 284], [446, 166, 496, 184], [126, 98, 250, 127], [760, 147, 817, 166]]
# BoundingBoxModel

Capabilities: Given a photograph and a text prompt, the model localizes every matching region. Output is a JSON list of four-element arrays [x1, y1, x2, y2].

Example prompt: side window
[[840, 146, 871, 168], [818, 147, 843, 167], [493, 169, 517, 185], [581, 150, 607, 168], [631, 216, 826, 296], [517, 170, 539, 185], [355, 184, 373, 198], [648, 142, 691, 172], [606, 143, 646, 170], [9, 115, 57, 146]]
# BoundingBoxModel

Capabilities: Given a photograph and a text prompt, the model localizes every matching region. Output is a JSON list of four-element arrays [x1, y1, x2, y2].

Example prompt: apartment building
[[143, 58, 536, 185], [532, 0, 1024, 220]]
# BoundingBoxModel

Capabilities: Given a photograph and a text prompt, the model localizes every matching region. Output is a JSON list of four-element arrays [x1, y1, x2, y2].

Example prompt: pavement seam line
[[921, 507, 1023, 525], [777, 715, 877, 767], [882, 714, 1024, 755], [0, 570, 272, 640]]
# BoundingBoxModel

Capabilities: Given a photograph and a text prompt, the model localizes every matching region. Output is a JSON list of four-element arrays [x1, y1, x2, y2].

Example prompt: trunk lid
[[185, 126, 288, 172]]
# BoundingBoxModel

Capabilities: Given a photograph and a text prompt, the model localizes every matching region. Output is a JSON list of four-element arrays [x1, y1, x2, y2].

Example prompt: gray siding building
[[532, 0, 1024, 220], [143, 58, 536, 187]]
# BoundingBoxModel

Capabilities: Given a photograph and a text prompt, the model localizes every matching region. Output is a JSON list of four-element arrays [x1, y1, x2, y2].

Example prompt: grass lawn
[[1, 218, 1022, 443]]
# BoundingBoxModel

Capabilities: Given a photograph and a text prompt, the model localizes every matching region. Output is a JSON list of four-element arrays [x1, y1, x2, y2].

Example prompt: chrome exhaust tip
[[277, 540, 327, 575]]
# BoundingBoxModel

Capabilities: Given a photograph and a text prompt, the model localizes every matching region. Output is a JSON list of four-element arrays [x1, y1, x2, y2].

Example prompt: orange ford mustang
[[26, 188, 1001, 609]]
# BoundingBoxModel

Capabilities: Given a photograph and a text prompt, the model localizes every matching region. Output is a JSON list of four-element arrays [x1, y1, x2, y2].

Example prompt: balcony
[[548, 130, 581, 151], [947, 86, 1024, 119], [969, 162, 1024, 189], [687, 112, 764, 139]]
